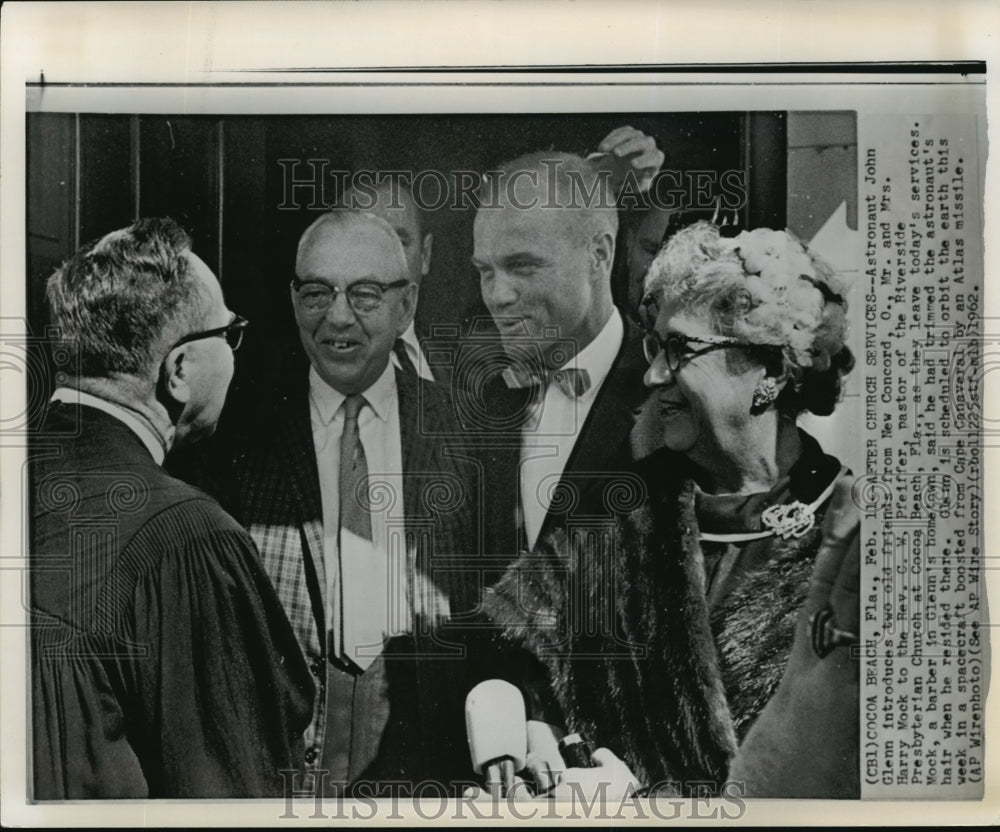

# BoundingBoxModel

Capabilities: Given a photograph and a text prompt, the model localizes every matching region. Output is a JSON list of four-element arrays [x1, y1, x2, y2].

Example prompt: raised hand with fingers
[[590, 125, 665, 193]]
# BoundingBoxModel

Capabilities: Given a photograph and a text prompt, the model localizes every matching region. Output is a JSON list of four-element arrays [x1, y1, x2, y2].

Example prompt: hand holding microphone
[[466, 679, 637, 800], [558, 733, 597, 770], [550, 747, 640, 801]]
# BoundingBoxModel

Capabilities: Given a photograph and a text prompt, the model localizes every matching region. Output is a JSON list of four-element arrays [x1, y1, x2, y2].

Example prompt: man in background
[[340, 180, 440, 383]]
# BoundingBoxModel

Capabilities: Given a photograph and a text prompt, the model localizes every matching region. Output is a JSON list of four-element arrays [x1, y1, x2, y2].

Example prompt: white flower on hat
[[728, 227, 836, 368]]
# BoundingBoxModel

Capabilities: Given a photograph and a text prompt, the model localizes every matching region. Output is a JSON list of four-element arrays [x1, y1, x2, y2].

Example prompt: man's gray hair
[[46, 217, 210, 379], [296, 208, 409, 279]]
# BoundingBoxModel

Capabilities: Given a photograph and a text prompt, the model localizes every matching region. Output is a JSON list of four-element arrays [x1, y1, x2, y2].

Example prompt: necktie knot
[[342, 393, 366, 423]]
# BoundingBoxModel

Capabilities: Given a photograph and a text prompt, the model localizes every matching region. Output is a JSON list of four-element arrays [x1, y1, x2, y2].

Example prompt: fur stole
[[483, 475, 827, 790]]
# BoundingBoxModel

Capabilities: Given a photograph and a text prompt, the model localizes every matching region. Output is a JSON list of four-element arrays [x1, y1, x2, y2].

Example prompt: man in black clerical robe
[[29, 218, 313, 799]]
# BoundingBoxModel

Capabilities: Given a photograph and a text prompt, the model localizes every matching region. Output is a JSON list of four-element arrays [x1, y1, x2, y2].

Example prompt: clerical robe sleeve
[[114, 499, 314, 797], [32, 623, 149, 799]]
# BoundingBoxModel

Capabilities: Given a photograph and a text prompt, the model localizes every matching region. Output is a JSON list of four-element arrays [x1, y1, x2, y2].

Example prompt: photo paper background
[[1, 1, 996, 826]]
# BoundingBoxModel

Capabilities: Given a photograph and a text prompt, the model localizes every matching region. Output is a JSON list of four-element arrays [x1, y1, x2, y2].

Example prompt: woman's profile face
[[643, 306, 764, 464]]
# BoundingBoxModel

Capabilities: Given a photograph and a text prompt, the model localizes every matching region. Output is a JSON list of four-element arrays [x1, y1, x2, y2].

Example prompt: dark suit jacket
[[226, 365, 481, 788], [476, 317, 650, 558], [415, 308, 502, 395], [30, 403, 313, 799], [412, 319, 452, 390]]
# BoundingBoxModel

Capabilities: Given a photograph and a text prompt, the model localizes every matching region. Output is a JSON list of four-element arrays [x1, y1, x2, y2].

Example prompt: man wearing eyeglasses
[[230, 209, 478, 795], [30, 217, 313, 798]]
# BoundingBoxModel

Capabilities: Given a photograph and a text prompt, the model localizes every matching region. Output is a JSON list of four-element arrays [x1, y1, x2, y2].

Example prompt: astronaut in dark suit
[[227, 209, 480, 795], [470, 150, 652, 558], [30, 217, 312, 799], [456, 150, 661, 779]]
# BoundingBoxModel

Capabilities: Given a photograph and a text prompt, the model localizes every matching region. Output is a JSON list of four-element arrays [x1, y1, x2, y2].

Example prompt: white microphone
[[465, 679, 527, 796]]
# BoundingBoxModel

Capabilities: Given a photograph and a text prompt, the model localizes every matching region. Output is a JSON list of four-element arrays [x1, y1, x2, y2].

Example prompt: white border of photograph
[[1, 1, 997, 827]]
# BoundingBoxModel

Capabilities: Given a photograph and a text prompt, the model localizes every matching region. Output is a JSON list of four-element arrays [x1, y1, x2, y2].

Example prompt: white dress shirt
[[309, 362, 411, 670], [51, 387, 166, 465], [392, 321, 435, 382], [519, 309, 625, 549]]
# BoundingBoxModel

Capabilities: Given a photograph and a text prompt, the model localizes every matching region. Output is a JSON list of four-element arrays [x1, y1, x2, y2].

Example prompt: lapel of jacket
[[395, 368, 476, 769], [539, 318, 648, 540], [414, 319, 455, 390], [478, 371, 532, 558], [397, 367, 444, 596], [397, 369, 485, 610], [276, 371, 327, 632], [397, 368, 435, 528], [397, 371, 450, 651]]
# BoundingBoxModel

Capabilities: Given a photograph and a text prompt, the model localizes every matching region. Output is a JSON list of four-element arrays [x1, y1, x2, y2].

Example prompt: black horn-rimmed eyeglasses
[[643, 330, 781, 372], [291, 278, 410, 315], [171, 314, 249, 352]]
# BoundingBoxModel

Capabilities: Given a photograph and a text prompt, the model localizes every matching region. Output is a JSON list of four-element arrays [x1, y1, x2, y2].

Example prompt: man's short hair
[[296, 208, 409, 279], [46, 217, 210, 379], [340, 178, 429, 239], [478, 150, 619, 242]]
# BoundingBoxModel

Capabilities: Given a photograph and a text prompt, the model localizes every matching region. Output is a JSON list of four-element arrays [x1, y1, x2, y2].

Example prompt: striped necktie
[[338, 394, 371, 542]]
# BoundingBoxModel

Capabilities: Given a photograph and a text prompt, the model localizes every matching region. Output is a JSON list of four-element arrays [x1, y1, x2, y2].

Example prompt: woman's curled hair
[[644, 221, 854, 416]]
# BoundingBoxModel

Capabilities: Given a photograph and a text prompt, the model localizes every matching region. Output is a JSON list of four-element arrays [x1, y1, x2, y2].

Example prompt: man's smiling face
[[292, 218, 414, 394], [472, 203, 599, 366]]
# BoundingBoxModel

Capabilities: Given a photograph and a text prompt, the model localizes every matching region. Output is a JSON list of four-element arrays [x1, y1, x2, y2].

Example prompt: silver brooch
[[760, 501, 816, 539]]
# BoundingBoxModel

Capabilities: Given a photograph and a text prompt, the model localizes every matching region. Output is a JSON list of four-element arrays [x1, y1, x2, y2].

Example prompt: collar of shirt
[[308, 360, 397, 426], [50, 387, 166, 465], [399, 320, 420, 360], [552, 307, 624, 403], [395, 320, 435, 381]]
